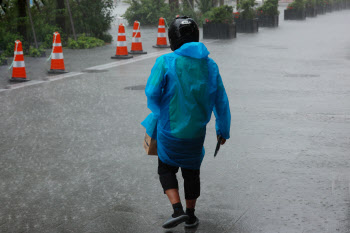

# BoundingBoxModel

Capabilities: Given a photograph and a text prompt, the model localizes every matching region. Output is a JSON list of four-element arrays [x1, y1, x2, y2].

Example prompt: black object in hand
[[214, 136, 222, 158]]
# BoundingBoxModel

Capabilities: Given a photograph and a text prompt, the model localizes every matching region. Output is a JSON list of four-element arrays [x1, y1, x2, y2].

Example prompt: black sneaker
[[162, 213, 189, 229], [185, 216, 199, 228]]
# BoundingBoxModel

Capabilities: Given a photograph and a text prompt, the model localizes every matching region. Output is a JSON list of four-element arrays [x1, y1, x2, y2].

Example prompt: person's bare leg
[[186, 199, 197, 209], [165, 189, 181, 204], [162, 189, 188, 229]]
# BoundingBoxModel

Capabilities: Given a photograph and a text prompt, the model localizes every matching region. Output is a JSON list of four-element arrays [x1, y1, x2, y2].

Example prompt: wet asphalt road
[[1, 6, 350, 233]]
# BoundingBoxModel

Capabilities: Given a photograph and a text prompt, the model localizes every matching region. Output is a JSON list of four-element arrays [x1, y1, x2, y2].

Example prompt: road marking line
[[84, 51, 167, 71], [6, 80, 45, 90], [47, 72, 84, 82]]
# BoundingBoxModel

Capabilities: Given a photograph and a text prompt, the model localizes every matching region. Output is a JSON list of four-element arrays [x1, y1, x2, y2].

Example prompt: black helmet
[[168, 16, 199, 51]]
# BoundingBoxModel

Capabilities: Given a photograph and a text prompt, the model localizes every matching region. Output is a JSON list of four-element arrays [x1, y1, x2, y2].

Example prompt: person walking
[[142, 16, 231, 229]]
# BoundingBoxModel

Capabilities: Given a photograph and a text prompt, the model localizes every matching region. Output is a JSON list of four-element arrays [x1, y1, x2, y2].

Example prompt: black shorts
[[158, 158, 200, 200]]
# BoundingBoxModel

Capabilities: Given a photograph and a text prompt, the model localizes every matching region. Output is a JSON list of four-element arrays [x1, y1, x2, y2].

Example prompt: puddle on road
[[124, 85, 146, 90]]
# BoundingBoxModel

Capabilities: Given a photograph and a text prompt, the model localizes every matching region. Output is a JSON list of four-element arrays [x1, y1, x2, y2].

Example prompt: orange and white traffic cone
[[48, 32, 68, 74], [129, 21, 147, 55], [9, 40, 29, 82], [153, 17, 170, 48], [111, 23, 133, 59]]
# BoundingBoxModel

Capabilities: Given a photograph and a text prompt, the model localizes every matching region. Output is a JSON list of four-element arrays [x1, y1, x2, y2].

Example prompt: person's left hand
[[217, 135, 226, 145]]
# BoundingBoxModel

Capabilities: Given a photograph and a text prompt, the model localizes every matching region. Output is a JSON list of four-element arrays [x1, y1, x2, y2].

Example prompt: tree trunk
[[27, 0, 38, 48], [56, 0, 66, 32], [220, 0, 224, 6], [17, 0, 27, 41], [65, 0, 76, 40]]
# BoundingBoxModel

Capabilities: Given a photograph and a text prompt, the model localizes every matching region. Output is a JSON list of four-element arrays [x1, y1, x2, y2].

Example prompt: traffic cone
[[10, 40, 29, 82], [48, 32, 68, 74], [111, 23, 133, 59], [153, 17, 170, 48], [129, 21, 147, 55]]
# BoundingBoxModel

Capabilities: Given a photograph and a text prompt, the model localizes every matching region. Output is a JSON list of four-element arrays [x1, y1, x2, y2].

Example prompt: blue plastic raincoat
[[142, 42, 231, 170]]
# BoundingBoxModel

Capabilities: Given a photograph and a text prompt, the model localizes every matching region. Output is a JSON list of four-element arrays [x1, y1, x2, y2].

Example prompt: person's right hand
[[217, 135, 226, 145]]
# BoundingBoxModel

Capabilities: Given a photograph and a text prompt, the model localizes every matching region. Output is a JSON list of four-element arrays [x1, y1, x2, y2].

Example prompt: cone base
[[111, 55, 133, 59], [10, 77, 29, 82], [153, 45, 170, 48], [48, 69, 68, 74], [129, 50, 147, 55]]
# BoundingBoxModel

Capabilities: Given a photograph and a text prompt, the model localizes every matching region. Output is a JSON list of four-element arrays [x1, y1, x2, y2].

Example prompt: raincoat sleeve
[[145, 56, 167, 116], [213, 72, 231, 140], [141, 56, 167, 137]]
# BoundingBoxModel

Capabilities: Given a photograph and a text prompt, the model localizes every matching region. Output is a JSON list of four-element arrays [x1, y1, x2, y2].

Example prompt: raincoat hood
[[174, 42, 210, 59]]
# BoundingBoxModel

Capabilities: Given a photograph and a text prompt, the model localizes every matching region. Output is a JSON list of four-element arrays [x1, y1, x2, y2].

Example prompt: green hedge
[[238, 0, 258, 20], [67, 34, 105, 49], [306, 0, 317, 7], [257, 0, 279, 16], [288, 0, 306, 10], [204, 5, 234, 23]]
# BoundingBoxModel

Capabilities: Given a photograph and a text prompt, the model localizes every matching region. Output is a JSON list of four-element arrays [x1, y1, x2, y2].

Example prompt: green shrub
[[4, 43, 15, 57], [238, 0, 258, 19], [0, 54, 7, 65], [204, 5, 234, 23], [28, 46, 45, 57], [0, 0, 113, 50], [32, 18, 63, 49], [287, 0, 306, 10], [0, 31, 24, 57], [43, 34, 54, 49], [67, 38, 79, 49], [99, 33, 113, 43], [325, 0, 334, 4], [123, 0, 172, 25], [257, 0, 279, 16], [67, 34, 105, 49], [71, 0, 115, 39], [0, 12, 62, 54], [306, 0, 317, 7], [317, 0, 325, 6]]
